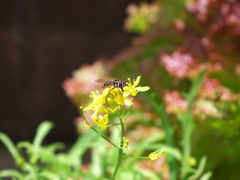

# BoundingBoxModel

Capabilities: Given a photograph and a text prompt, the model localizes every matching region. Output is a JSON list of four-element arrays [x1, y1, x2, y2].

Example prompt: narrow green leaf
[[138, 169, 162, 180], [30, 121, 54, 164], [119, 166, 161, 180], [17, 141, 32, 149], [0, 169, 25, 179], [67, 130, 97, 166], [0, 132, 24, 165], [33, 121, 54, 146], [91, 139, 106, 178], [188, 70, 205, 101], [181, 92, 189, 102], [141, 132, 165, 145], [131, 132, 166, 158], [47, 142, 65, 153], [188, 156, 207, 180], [200, 171, 212, 180], [37, 171, 60, 180]]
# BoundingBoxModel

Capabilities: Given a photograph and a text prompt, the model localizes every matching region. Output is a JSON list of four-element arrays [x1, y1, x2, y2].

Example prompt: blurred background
[[1, 0, 240, 179], [0, 0, 148, 169]]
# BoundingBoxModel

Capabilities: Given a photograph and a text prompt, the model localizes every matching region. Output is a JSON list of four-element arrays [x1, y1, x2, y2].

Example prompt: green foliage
[[0, 121, 98, 180], [0, 120, 168, 180]]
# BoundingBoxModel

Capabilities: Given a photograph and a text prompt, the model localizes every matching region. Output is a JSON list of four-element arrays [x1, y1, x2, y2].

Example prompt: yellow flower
[[122, 137, 130, 152], [83, 76, 150, 130], [84, 90, 108, 112], [124, 76, 150, 96], [148, 150, 166, 161], [110, 88, 134, 106], [93, 114, 109, 131]]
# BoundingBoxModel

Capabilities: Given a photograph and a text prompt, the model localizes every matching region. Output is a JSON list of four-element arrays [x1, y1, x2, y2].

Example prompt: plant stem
[[150, 99, 178, 180], [180, 111, 192, 179], [111, 116, 124, 180], [181, 70, 205, 179]]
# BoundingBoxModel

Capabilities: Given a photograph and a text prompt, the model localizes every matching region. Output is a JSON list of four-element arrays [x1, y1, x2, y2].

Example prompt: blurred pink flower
[[163, 90, 188, 113], [206, 62, 222, 73], [187, 0, 240, 36], [62, 78, 82, 98], [186, 0, 208, 22], [62, 60, 107, 98], [173, 19, 185, 31], [199, 78, 238, 101], [193, 99, 222, 119], [160, 51, 199, 79]]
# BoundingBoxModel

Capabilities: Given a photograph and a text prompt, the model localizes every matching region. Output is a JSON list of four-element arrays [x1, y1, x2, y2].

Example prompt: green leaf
[[67, 130, 97, 166], [47, 142, 65, 153], [37, 171, 60, 180], [119, 166, 161, 180], [0, 132, 24, 166], [137, 169, 162, 180], [132, 132, 166, 157], [91, 139, 106, 178], [33, 121, 54, 146], [0, 169, 25, 179], [188, 156, 207, 180], [141, 131, 165, 144], [181, 92, 189, 101], [188, 70, 205, 102], [30, 121, 54, 164], [199, 171, 212, 180]]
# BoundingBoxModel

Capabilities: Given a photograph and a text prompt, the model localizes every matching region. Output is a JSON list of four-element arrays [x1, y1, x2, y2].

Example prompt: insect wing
[[95, 79, 109, 83], [96, 79, 114, 89]]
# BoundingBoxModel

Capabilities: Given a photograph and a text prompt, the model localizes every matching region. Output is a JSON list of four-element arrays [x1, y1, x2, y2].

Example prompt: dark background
[[0, 0, 149, 169]]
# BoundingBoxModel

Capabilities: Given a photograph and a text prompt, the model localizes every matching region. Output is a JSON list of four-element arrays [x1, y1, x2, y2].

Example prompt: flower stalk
[[180, 70, 205, 179], [111, 116, 124, 180]]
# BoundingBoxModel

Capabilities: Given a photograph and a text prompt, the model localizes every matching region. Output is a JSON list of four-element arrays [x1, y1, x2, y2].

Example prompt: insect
[[95, 79, 128, 91]]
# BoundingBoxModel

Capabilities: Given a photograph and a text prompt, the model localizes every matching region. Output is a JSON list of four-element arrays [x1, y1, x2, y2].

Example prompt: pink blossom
[[62, 60, 107, 98], [199, 78, 238, 101], [163, 91, 188, 113], [161, 52, 197, 79]]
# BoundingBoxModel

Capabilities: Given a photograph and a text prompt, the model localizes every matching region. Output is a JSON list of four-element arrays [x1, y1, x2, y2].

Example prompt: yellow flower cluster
[[83, 76, 150, 130]]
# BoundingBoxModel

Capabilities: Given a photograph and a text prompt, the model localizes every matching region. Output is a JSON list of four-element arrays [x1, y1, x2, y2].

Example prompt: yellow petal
[[136, 86, 150, 92], [124, 98, 133, 106], [148, 150, 166, 161], [133, 76, 141, 86]]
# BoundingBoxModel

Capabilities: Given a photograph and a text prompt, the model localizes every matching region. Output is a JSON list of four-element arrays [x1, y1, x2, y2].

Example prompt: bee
[[96, 79, 128, 91]]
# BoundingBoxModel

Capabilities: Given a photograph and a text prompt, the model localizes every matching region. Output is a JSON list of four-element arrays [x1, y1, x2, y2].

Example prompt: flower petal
[[136, 86, 150, 92], [148, 150, 166, 161], [133, 76, 141, 86]]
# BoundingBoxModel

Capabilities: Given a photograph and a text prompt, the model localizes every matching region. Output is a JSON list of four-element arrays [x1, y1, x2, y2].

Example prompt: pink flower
[[161, 52, 198, 79], [163, 91, 188, 113], [62, 60, 107, 98], [199, 78, 238, 101]]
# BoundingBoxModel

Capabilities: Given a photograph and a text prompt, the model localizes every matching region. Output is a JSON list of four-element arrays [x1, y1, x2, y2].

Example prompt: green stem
[[150, 97, 178, 180], [80, 107, 150, 159], [180, 110, 192, 179], [180, 70, 205, 179], [111, 116, 124, 180]]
